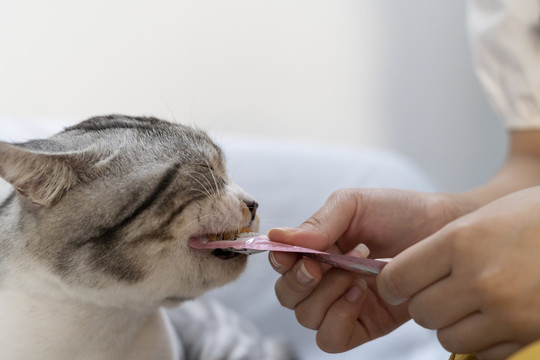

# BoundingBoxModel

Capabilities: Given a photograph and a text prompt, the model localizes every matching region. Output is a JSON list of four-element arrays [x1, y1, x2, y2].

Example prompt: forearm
[[448, 130, 540, 213]]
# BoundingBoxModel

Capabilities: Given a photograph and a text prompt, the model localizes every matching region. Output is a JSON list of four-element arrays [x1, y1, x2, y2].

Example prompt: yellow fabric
[[449, 354, 477, 360], [448, 340, 540, 360], [508, 341, 540, 360]]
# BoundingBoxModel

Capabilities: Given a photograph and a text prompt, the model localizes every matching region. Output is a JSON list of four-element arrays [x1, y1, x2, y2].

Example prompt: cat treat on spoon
[[189, 233, 389, 275]]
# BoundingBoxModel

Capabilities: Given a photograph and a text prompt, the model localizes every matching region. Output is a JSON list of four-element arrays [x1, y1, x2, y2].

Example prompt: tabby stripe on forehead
[[65, 122, 156, 133], [64, 115, 164, 132]]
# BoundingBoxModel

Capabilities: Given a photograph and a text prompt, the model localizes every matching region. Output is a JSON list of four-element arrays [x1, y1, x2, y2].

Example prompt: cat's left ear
[[0, 141, 97, 207]]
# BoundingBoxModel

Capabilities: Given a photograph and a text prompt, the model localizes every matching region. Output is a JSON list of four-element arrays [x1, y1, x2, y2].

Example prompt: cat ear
[[0, 141, 96, 207]]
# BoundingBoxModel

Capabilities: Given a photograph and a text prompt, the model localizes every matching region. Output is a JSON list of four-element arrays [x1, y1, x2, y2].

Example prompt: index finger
[[268, 189, 364, 251], [376, 228, 452, 305]]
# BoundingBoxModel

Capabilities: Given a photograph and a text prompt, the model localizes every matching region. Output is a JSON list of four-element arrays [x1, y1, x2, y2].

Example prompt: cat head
[[0, 115, 258, 308]]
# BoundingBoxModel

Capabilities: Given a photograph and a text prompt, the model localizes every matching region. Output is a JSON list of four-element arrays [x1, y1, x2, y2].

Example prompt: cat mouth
[[194, 227, 253, 259], [207, 227, 252, 242]]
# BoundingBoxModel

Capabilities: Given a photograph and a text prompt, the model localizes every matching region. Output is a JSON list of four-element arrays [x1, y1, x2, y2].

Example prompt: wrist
[[430, 192, 479, 222]]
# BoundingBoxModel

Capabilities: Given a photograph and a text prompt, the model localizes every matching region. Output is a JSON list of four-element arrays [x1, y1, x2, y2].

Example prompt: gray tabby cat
[[0, 115, 272, 360]]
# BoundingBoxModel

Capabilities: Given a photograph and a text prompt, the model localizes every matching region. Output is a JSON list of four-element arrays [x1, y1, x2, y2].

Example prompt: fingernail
[[350, 243, 370, 258], [269, 252, 282, 271], [295, 261, 315, 285], [345, 278, 367, 303]]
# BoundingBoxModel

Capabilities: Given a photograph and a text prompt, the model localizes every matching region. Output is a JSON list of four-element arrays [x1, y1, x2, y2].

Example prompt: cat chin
[[161, 296, 194, 308], [197, 254, 248, 287], [212, 248, 243, 259]]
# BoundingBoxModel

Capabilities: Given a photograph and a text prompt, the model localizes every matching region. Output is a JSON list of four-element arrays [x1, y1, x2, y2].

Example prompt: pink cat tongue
[[189, 235, 388, 275]]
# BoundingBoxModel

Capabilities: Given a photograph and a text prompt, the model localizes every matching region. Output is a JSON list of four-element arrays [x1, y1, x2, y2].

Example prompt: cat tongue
[[189, 234, 315, 252], [188, 234, 388, 275]]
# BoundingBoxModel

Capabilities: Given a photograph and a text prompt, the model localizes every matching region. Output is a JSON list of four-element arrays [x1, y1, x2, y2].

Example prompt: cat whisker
[[202, 158, 222, 197]]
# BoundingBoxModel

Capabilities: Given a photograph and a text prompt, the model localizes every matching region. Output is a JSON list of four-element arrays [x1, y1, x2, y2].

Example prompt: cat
[[0, 115, 272, 360]]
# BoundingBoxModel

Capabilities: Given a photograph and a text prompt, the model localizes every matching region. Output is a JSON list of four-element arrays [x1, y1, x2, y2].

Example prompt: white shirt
[[468, 0, 540, 129]]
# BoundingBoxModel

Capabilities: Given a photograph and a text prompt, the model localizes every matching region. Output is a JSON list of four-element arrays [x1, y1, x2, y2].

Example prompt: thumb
[[268, 189, 361, 251]]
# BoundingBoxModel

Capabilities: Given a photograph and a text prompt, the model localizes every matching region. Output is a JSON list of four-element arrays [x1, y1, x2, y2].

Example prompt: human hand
[[377, 186, 540, 360], [269, 188, 467, 352]]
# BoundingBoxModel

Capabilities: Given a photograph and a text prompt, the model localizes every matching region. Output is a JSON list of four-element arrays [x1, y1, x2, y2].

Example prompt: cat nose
[[243, 199, 258, 222]]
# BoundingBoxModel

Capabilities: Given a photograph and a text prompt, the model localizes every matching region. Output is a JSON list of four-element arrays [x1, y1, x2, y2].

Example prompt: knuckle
[[328, 188, 349, 200], [331, 304, 355, 323], [476, 271, 504, 301], [301, 188, 361, 234], [274, 277, 298, 309], [301, 215, 324, 230], [295, 304, 321, 330], [316, 331, 348, 354], [408, 300, 435, 330], [412, 316, 433, 330], [437, 328, 466, 354], [475, 271, 520, 329], [275, 294, 292, 309], [328, 188, 360, 206], [446, 221, 477, 251], [445, 214, 493, 255], [274, 292, 294, 309]]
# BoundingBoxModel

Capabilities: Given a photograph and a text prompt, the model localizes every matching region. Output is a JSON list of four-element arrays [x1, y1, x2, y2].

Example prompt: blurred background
[[0, 0, 507, 191], [1, 2, 509, 358]]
